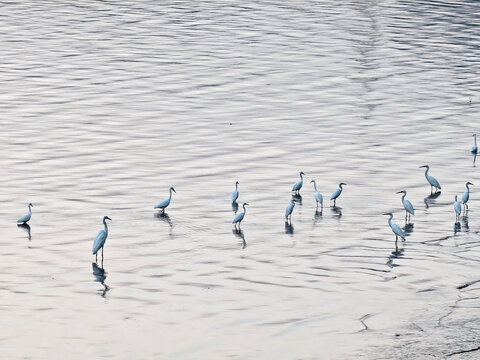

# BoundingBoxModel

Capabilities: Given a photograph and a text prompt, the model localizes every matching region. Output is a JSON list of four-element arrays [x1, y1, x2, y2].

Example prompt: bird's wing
[[429, 176, 441, 188], [232, 190, 238, 202], [462, 192, 468, 203], [405, 200, 414, 214], [392, 224, 405, 238], [154, 199, 168, 209], [17, 213, 30, 223], [292, 181, 301, 191], [232, 212, 244, 223], [315, 192, 323, 203], [330, 189, 340, 200], [454, 202, 462, 214], [285, 204, 293, 216], [92, 230, 106, 254]]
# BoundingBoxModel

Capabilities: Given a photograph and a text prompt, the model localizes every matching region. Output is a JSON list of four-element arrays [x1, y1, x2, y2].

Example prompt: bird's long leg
[[96, 253, 98, 262], [333, 199, 336, 207], [102, 247, 104, 259], [395, 235, 398, 241]]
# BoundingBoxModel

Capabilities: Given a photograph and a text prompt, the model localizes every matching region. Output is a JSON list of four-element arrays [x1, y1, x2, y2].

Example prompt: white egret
[[310, 179, 323, 209], [383, 212, 405, 241], [462, 181, 473, 211], [419, 165, 441, 193], [285, 199, 295, 222], [232, 203, 248, 229], [232, 181, 239, 203], [472, 134, 478, 153], [17, 203, 33, 224], [330, 182, 346, 206], [292, 171, 305, 195], [454, 195, 462, 222], [92, 216, 112, 261], [154, 187, 176, 213], [396, 190, 414, 221]]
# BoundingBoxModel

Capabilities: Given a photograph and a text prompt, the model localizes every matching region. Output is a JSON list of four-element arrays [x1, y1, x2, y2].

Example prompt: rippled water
[[1, 1, 480, 358]]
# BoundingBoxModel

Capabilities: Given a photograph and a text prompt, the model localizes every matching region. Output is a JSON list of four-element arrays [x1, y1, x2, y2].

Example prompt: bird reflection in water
[[424, 191, 441, 209], [313, 209, 322, 225], [403, 223, 414, 237], [17, 223, 31, 241], [331, 206, 342, 218], [285, 221, 294, 235], [232, 228, 246, 249], [92, 262, 110, 298], [387, 242, 405, 268], [454, 216, 469, 235], [454, 221, 461, 235], [292, 193, 302, 205], [155, 212, 173, 228], [232, 201, 239, 214]]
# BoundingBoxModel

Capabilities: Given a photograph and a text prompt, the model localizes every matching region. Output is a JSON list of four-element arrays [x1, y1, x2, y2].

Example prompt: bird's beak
[[106, 217, 112, 221], [173, 188, 176, 193], [396, 191, 402, 194], [310, 180, 313, 183], [382, 213, 389, 215]]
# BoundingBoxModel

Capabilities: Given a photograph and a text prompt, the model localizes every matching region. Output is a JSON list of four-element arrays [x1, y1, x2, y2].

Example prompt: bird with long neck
[[285, 199, 295, 222], [154, 187, 176, 213], [330, 182, 346, 206], [419, 165, 441, 193], [17, 203, 33, 224], [232, 203, 248, 229], [310, 179, 323, 209], [383, 212, 405, 241], [292, 171, 305, 195], [92, 216, 112, 262], [461, 182, 473, 212], [454, 195, 462, 222], [232, 181, 239, 203], [472, 133, 478, 154], [396, 190, 414, 221]]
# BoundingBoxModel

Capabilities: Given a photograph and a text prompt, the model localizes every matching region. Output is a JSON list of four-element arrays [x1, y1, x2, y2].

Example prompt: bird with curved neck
[[472, 133, 478, 154], [232, 203, 248, 229], [92, 216, 112, 262], [232, 181, 239, 203], [310, 179, 323, 209], [461, 181, 474, 211], [292, 171, 305, 195], [396, 190, 414, 221], [419, 165, 441, 193], [383, 212, 405, 241], [285, 199, 295, 222], [17, 203, 33, 224], [154, 187, 176, 213], [330, 182, 346, 206], [454, 195, 462, 222]]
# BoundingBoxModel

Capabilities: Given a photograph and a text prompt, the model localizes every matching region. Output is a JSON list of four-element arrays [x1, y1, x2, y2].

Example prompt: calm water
[[1, 1, 480, 359]]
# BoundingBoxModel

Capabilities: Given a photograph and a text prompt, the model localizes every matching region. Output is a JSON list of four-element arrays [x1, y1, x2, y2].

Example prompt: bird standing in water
[[383, 212, 405, 241], [396, 190, 414, 221], [454, 195, 462, 222], [292, 171, 305, 195], [310, 179, 323, 209], [462, 182, 473, 212], [17, 203, 33, 224], [285, 199, 295, 223], [232, 181, 239, 203], [154, 187, 176, 213], [92, 216, 112, 262], [330, 183, 346, 206], [232, 203, 249, 229], [419, 165, 441, 193], [472, 133, 478, 153]]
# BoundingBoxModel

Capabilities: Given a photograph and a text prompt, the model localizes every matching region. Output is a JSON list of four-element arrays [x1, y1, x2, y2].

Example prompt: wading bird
[[454, 195, 462, 222], [472, 134, 478, 154], [310, 179, 323, 209], [330, 183, 346, 206], [232, 181, 239, 203], [92, 216, 112, 262], [292, 171, 305, 195], [462, 181, 474, 211], [154, 187, 176, 213], [419, 165, 441, 193], [396, 190, 414, 221], [285, 199, 295, 222], [17, 203, 33, 224], [232, 203, 248, 229], [383, 212, 405, 241]]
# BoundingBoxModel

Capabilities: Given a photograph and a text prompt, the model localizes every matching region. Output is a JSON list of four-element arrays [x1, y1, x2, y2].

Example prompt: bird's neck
[[466, 183, 470, 191], [299, 173, 303, 180], [235, 183, 238, 190], [28, 205, 32, 213], [424, 168, 429, 177], [243, 204, 247, 212], [388, 215, 393, 225], [313, 181, 318, 191], [339, 184, 343, 190], [103, 219, 109, 234], [401, 193, 406, 201]]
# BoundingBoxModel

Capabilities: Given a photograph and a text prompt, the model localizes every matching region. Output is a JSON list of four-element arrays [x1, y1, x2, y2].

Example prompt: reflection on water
[[17, 223, 31, 241], [231, 202, 239, 214], [403, 223, 414, 237], [232, 229, 246, 249], [424, 191, 442, 208], [0, 1, 479, 359], [313, 210, 323, 225], [292, 194, 302, 205], [92, 262, 110, 298]]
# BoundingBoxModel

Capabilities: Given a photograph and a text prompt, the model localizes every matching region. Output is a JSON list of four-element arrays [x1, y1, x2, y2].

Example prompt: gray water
[[1, 1, 480, 359]]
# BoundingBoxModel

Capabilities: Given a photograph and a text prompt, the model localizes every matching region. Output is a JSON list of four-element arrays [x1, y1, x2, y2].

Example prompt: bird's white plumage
[[154, 187, 175, 211], [311, 180, 323, 206], [330, 188, 341, 200], [92, 230, 107, 255], [462, 182, 472, 204], [285, 201, 295, 218], [403, 199, 414, 215], [385, 213, 405, 239], [454, 195, 462, 215], [292, 172, 304, 193], [232, 212, 245, 224], [232, 181, 239, 202], [17, 203, 32, 224]]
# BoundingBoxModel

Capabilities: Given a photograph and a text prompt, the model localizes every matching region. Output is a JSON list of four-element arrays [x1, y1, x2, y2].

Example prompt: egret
[[154, 187, 176, 213], [462, 181, 474, 211], [17, 203, 33, 224], [232, 181, 239, 203], [92, 216, 112, 262], [292, 171, 305, 195], [472, 134, 478, 154], [310, 179, 323, 209], [285, 199, 295, 222], [419, 165, 441, 193], [383, 212, 405, 241], [454, 195, 462, 222], [232, 203, 248, 229], [396, 190, 414, 221], [330, 182, 346, 206]]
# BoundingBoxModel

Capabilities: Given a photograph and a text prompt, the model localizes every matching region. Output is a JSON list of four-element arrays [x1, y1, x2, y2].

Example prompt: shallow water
[[1, 1, 480, 359]]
